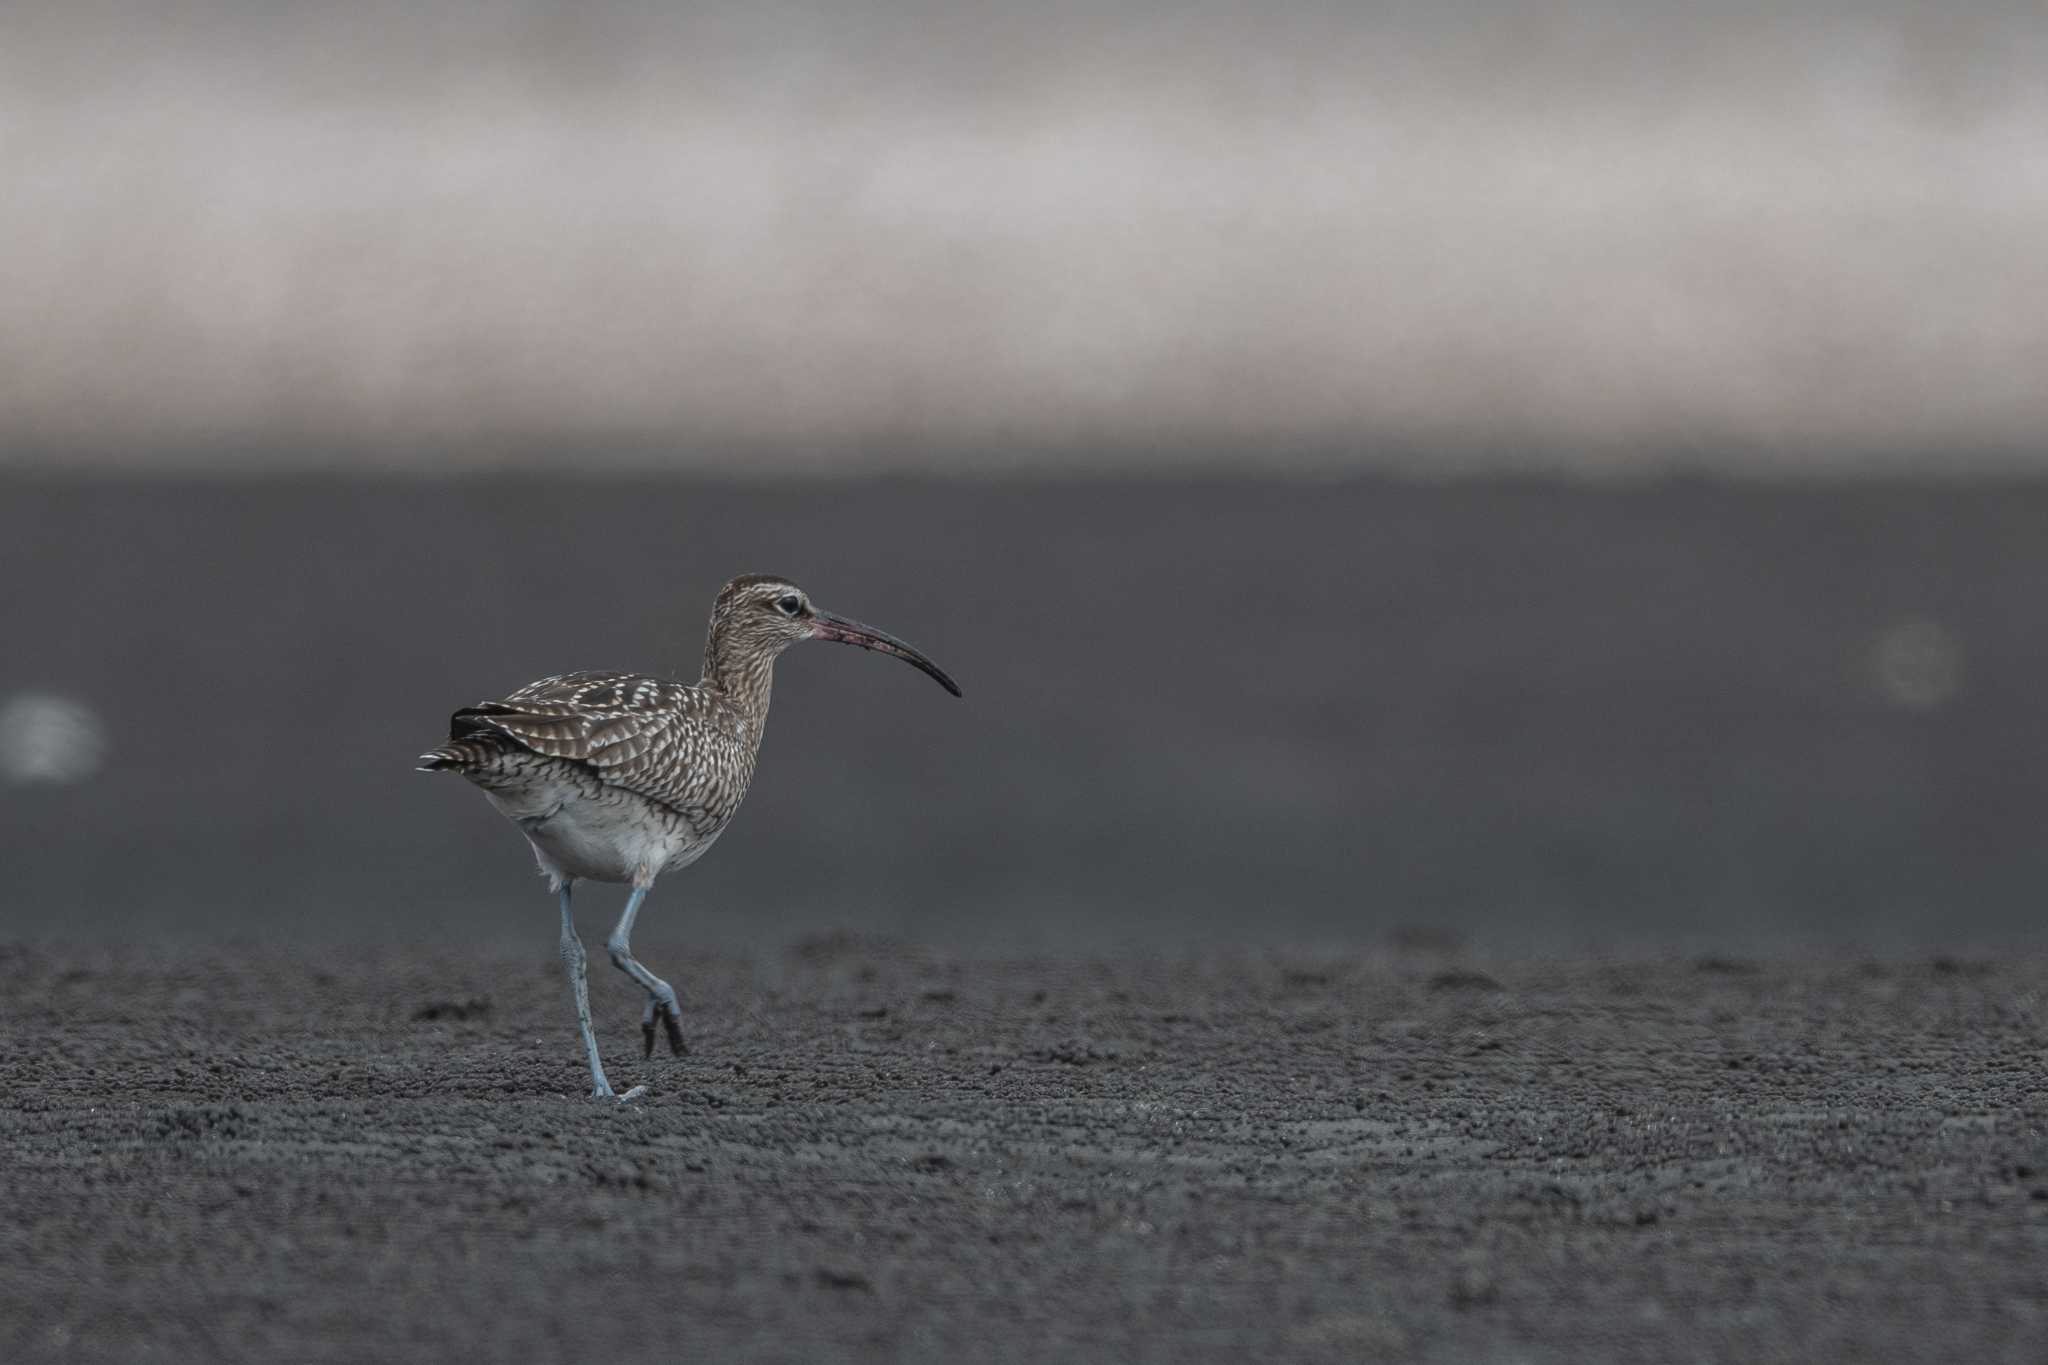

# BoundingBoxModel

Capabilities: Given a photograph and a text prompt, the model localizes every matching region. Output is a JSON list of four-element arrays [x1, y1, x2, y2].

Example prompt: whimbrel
[[418, 575, 960, 1101]]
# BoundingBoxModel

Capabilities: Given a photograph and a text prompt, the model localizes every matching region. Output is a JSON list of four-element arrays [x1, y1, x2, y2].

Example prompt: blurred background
[[4, 1, 2046, 952]]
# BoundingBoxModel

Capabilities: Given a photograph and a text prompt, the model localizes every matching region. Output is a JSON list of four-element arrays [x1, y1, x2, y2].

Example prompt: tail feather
[[416, 738, 500, 773]]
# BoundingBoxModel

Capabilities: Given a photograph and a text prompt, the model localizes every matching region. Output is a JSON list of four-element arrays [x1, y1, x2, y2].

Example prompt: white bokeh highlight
[[0, 693, 109, 784]]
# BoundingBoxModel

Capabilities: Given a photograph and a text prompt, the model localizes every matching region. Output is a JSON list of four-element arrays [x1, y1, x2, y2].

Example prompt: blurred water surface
[[5, 473, 2045, 952]]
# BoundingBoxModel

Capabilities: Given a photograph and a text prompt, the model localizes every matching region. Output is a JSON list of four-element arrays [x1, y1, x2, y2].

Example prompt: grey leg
[[559, 884, 646, 1102], [607, 883, 686, 1058]]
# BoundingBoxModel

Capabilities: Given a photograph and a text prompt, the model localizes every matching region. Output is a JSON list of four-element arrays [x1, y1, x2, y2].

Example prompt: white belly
[[484, 782, 717, 887]]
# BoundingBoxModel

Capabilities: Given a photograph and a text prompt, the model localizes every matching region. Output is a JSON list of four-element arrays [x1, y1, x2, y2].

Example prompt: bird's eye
[[775, 594, 803, 616]]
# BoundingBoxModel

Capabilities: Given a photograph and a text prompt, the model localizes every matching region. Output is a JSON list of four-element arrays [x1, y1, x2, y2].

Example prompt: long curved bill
[[811, 610, 963, 697]]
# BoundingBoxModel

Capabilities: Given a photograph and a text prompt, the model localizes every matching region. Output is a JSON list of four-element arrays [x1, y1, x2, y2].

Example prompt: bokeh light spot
[[0, 693, 109, 784], [1867, 619, 1964, 712]]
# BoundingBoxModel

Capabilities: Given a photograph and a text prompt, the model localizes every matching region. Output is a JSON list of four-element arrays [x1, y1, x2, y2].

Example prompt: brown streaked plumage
[[419, 574, 960, 1101]]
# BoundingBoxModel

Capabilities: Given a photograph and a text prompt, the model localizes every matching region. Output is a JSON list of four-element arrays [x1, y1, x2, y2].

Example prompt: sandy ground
[[3, 936, 2044, 1363]]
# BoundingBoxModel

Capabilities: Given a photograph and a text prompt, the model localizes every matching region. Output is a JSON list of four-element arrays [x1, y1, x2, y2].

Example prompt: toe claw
[[644, 995, 687, 1056], [641, 997, 659, 1058]]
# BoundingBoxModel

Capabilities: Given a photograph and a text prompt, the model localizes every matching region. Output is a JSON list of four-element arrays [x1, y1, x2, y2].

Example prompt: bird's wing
[[449, 672, 730, 815]]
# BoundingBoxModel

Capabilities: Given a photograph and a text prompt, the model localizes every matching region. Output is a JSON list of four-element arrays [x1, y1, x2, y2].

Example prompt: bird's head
[[707, 575, 962, 697]]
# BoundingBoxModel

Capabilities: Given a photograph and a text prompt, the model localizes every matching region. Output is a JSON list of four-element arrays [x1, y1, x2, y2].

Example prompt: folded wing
[[444, 671, 741, 821]]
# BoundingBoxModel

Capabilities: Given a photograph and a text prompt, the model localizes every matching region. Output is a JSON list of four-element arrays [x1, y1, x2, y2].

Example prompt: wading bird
[[418, 575, 960, 1101]]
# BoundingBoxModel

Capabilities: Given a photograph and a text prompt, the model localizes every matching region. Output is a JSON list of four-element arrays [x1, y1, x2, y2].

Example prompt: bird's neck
[[701, 635, 776, 722]]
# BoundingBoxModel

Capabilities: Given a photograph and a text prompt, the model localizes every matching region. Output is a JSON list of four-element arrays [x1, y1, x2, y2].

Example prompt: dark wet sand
[[4, 937, 2043, 1363]]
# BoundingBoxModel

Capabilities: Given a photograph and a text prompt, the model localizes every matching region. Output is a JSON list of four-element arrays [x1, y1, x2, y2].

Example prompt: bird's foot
[[592, 1081, 649, 1103], [641, 995, 687, 1058]]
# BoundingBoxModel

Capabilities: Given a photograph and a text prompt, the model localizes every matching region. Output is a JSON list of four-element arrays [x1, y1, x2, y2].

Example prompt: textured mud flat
[[2, 937, 2045, 1363]]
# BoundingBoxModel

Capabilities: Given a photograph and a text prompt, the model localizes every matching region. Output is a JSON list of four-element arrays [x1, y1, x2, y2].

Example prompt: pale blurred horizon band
[[6, 2, 2044, 477]]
